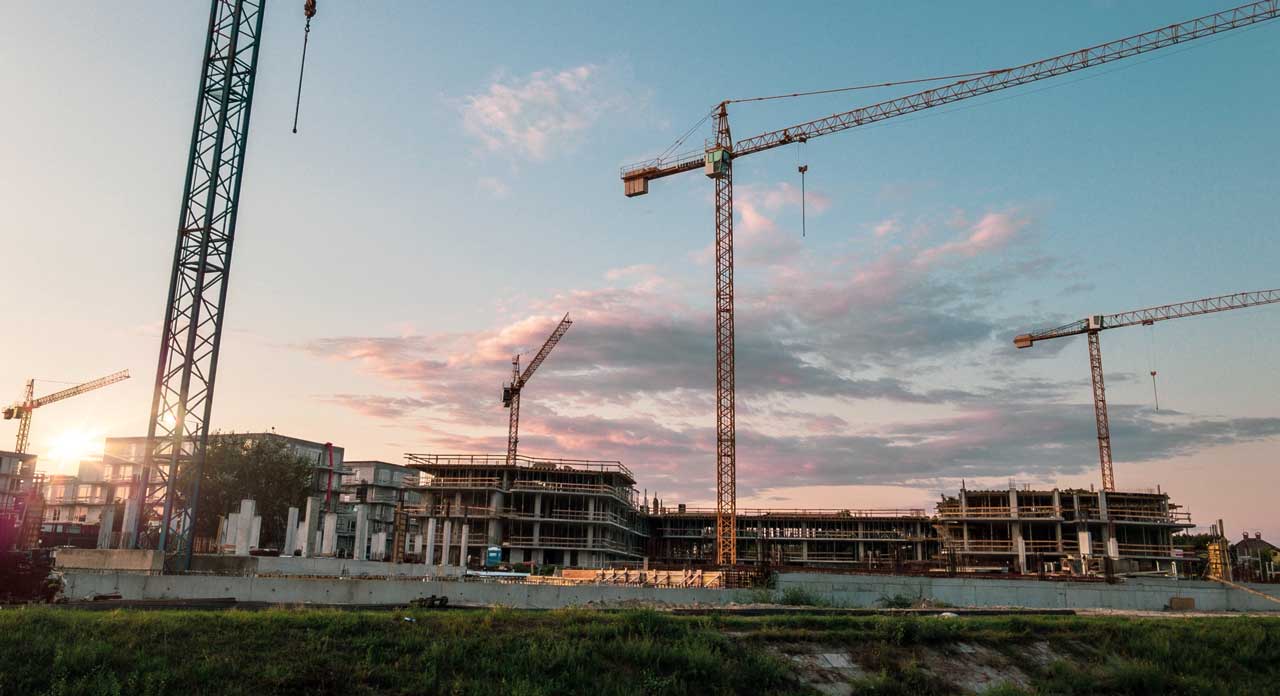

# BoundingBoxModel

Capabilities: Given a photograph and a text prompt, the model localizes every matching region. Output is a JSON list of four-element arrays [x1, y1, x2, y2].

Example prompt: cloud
[[914, 210, 1030, 267], [300, 199, 1276, 504], [460, 64, 632, 159]]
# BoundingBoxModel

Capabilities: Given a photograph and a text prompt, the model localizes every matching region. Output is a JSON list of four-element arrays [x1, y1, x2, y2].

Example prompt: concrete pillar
[[534, 493, 542, 517], [321, 512, 337, 556], [295, 522, 306, 554], [460, 523, 470, 569], [425, 518, 437, 566], [224, 512, 240, 550], [249, 515, 262, 551], [1078, 529, 1092, 558], [353, 504, 370, 561], [235, 500, 255, 556], [97, 506, 116, 550], [283, 507, 298, 557], [371, 531, 385, 561], [120, 498, 139, 549], [413, 533, 423, 557], [801, 540, 809, 563], [488, 489, 504, 546], [586, 498, 595, 549], [1015, 536, 1027, 574], [441, 519, 453, 567], [1009, 488, 1019, 518], [301, 496, 320, 558]]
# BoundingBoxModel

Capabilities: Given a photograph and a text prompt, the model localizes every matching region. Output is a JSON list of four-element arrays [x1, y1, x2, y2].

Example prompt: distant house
[[1233, 532, 1279, 561], [1232, 532, 1279, 582]]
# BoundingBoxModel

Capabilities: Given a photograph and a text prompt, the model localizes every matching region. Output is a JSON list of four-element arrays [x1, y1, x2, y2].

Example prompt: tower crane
[[504, 314, 573, 465], [3, 370, 130, 551], [620, 1, 1279, 565], [1014, 288, 1280, 492], [133, 1, 315, 569], [4, 371, 131, 457]]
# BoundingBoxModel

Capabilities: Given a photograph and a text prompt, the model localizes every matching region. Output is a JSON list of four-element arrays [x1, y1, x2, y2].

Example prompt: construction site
[[3, 4, 1280, 691]]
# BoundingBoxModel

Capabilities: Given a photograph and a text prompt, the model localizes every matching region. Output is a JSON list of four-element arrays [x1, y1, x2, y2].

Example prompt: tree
[[181, 433, 313, 549]]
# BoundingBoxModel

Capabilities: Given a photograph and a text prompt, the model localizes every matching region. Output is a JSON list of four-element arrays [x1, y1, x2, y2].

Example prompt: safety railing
[[406, 453, 633, 480]]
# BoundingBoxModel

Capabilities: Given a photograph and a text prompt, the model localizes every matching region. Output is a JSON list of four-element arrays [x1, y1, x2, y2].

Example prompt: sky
[[1, 2, 1277, 538]]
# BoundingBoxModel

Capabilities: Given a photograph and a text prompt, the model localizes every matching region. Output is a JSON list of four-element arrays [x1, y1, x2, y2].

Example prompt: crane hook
[[292, 1, 317, 134]]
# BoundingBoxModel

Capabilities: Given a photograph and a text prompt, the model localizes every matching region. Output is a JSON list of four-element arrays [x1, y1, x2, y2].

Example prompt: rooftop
[[405, 453, 634, 483]]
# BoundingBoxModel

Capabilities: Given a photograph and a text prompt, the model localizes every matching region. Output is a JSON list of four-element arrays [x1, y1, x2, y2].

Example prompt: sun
[[42, 426, 106, 476]]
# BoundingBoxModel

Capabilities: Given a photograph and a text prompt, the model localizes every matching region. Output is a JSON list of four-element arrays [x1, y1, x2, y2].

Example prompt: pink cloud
[[914, 210, 1029, 267]]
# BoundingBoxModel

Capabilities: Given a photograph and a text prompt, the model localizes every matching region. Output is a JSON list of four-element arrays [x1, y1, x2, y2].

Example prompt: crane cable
[[1146, 324, 1160, 411], [796, 140, 808, 238], [292, 0, 317, 134], [726, 69, 1007, 105]]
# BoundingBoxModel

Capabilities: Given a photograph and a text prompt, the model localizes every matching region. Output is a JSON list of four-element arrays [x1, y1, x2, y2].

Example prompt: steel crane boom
[[504, 314, 573, 464], [619, 1, 1278, 566], [1015, 288, 1280, 491], [4, 370, 131, 455]]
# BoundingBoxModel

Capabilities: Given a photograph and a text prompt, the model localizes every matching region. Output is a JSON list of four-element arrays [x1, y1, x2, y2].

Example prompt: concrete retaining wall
[[776, 572, 1280, 612], [59, 571, 739, 609], [55, 549, 163, 573]]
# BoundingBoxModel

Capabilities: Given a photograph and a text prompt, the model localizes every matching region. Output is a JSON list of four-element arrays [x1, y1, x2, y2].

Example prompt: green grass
[[0, 608, 1278, 695]]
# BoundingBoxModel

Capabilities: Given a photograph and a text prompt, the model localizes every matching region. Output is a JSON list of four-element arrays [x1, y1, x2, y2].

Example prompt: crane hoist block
[[704, 148, 731, 178]]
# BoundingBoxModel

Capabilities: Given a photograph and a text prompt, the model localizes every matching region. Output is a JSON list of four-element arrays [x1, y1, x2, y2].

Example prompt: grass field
[[1, 607, 1278, 695]]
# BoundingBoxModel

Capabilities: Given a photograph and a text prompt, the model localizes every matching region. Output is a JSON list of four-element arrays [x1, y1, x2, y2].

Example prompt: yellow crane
[[2, 369, 129, 550]]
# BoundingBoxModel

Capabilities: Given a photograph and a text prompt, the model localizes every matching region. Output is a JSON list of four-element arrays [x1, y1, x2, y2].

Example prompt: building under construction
[[404, 452, 1195, 574]]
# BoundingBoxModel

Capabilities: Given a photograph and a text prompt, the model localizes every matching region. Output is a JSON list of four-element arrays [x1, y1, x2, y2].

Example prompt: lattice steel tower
[[134, 0, 266, 570]]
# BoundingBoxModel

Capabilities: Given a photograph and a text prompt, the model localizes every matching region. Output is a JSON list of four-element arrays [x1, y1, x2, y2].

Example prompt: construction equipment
[[620, 2, 1279, 565], [134, 0, 292, 569], [1015, 289, 1280, 491], [2, 371, 128, 551], [4, 371, 131, 456], [503, 314, 573, 465]]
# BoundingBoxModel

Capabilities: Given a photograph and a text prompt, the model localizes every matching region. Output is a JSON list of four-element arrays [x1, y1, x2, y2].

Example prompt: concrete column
[[586, 498, 595, 549], [372, 531, 385, 561], [301, 496, 320, 558], [249, 515, 262, 551], [120, 498, 139, 549], [801, 540, 809, 563], [1052, 489, 1062, 517], [295, 522, 306, 554], [224, 512, 240, 550], [488, 489, 505, 546], [353, 504, 370, 561], [1009, 488, 1019, 518], [1078, 529, 1092, 559], [413, 533, 423, 557], [321, 512, 337, 556], [460, 523, 470, 569], [534, 493, 542, 518], [441, 519, 453, 567], [235, 500, 255, 556], [97, 506, 116, 550], [283, 507, 298, 557], [915, 523, 924, 561], [425, 518, 437, 566]]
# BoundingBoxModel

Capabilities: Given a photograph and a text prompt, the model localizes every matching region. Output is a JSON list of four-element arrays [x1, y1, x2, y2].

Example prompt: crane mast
[[504, 314, 573, 464], [1015, 288, 1280, 491], [620, 2, 1278, 566], [133, 0, 266, 570]]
